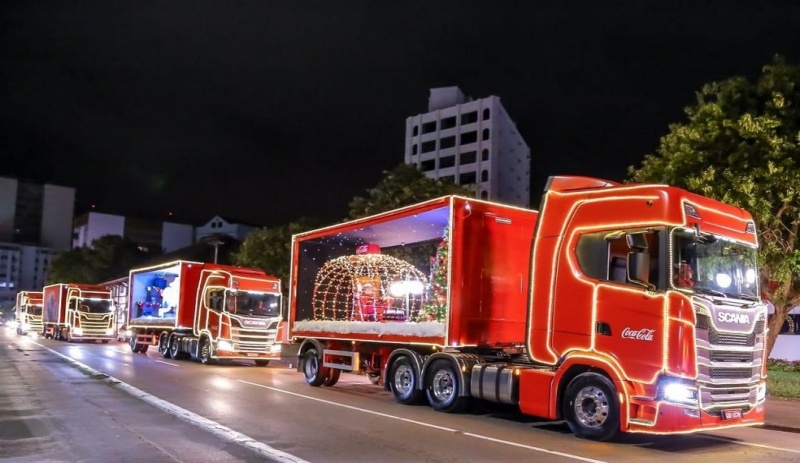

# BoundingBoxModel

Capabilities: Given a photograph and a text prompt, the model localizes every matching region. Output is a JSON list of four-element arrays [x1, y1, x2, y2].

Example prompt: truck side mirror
[[628, 251, 655, 291]]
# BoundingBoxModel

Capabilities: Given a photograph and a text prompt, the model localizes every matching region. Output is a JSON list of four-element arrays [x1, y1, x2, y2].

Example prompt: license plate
[[246, 353, 258, 357], [723, 409, 742, 420]]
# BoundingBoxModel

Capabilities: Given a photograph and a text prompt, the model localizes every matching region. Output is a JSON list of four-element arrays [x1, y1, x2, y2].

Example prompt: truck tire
[[199, 337, 215, 365], [389, 356, 424, 404], [129, 332, 140, 353], [159, 333, 172, 358], [425, 359, 467, 413], [323, 369, 341, 387], [169, 335, 182, 359], [303, 347, 329, 387], [139, 344, 149, 354], [254, 359, 270, 367], [562, 372, 620, 441]]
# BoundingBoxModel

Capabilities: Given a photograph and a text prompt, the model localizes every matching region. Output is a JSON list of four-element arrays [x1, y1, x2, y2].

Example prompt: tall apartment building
[[404, 86, 531, 208], [0, 176, 74, 306], [72, 212, 194, 253]]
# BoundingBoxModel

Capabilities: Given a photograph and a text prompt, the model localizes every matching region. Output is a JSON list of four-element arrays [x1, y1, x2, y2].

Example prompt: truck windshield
[[672, 229, 759, 300], [225, 291, 280, 317], [76, 299, 113, 314], [26, 305, 43, 315]]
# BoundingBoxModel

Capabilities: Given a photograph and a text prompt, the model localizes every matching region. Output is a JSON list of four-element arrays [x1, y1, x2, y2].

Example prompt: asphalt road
[[3, 329, 800, 463]]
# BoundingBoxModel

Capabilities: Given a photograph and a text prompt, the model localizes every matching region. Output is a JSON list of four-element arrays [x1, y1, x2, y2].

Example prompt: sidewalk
[[0, 334, 280, 462]]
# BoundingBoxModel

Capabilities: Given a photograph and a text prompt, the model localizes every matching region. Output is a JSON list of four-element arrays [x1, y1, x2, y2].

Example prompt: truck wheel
[[425, 359, 467, 413], [323, 369, 341, 387], [199, 337, 215, 365], [562, 372, 620, 441], [254, 359, 270, 367], [139, 344, 149, 354], [303, 347, 329, 387], [169, 335, 182, 359], [389, 356, 424, 404], [158, 333, 172, 358], [129, 333, 140, 353], [64, 329, 72, 343], [367, 372, 382, 385], [101, 340, 109, 344]]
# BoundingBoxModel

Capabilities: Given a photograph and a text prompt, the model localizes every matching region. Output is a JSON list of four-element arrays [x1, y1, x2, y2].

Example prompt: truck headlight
[[217, 340, 233, 352], [73, 328, 83, 336], [22, 323, 31, 331], [662, 382, 698, 404], [756, 383, 767, 401], [270, 343, 282, 353], [105, 328, 114, 335]]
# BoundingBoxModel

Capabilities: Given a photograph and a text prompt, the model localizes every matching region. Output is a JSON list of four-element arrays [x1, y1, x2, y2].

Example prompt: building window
[[481, 170, 489, 182], [441, 116, 457, 130], [459, 171, 477, 185], [483, 108, 490, 120], [461, 111, 478, 125], [460, 131, 477, 145], [481, 190, 489, 200], [421, 159, 436, 171], [440, 155, 456, 169], [440, 175, 455, 184], [460, 151, 476, 165], [412, 125, 419, 136], [421, 140, 436, 153], [482, 149, 489, 161], [482, 128, 490, 141], [412, 144, 418, 155], [422, 121, 437, 134], [439, 136, 456, 149]]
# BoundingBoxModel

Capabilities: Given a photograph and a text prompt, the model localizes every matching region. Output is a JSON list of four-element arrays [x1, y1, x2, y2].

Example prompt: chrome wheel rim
[[573, 386, 609, 428], [431, 369, 456, 403], [393, 364, 414, 397]]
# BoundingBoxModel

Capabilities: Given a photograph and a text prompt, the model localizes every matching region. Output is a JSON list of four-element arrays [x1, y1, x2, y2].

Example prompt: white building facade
[[405, 87, 531, 208], [72, 212, 194, 253], [0, 177, 74, 306]]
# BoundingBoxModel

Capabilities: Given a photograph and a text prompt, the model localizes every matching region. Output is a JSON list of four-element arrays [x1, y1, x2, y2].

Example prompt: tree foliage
[[629, 56, 800, 357], [347, 163, 471, 219], [47, 235, 163, 284], [231, 220, 317, 293]]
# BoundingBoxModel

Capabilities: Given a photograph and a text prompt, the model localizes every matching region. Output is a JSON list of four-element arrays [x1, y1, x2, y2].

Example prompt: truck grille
[[230, 320, 279, 353], [77, 313, 113, 336], [695, 306, 764, 408], [26, 314, 44, 332]]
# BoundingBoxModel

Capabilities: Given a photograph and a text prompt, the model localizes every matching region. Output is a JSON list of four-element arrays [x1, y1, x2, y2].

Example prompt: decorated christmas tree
[[421, 226, 449, 322]]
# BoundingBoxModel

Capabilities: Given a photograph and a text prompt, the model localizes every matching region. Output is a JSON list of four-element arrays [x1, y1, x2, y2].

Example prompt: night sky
[[2, 2, 799, 227]]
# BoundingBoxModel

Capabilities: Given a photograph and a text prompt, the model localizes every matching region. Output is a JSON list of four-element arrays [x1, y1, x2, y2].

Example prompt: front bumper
[[626, 397, 765, 434]]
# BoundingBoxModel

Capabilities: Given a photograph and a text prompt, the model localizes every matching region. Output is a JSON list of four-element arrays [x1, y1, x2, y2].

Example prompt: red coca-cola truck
[[42, 283, 116, 342], [126, 260, 283, 365], [281, 176, 767, 440]]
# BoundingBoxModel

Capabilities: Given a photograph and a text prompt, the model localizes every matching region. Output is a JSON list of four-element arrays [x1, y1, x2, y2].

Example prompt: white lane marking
[[238, 380, 607, 463], [155, 360, 180, 367], [112, 349, 130, 354], [700, 434, 800, 454], [37, 343, 310, 463]]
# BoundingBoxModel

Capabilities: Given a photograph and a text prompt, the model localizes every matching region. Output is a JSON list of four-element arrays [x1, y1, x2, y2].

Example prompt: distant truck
[[15, 290, 44, 337], [42, 283, 116, 342], [281, 177, 767, 441], [126, 260, 283, 366]]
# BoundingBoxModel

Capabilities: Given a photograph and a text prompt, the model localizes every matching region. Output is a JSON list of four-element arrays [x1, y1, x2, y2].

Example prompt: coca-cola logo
[[621, 327, 656, 341]]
